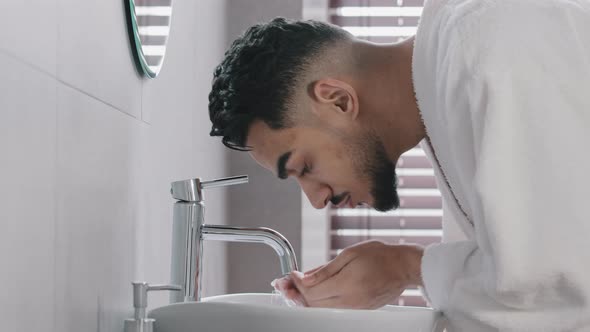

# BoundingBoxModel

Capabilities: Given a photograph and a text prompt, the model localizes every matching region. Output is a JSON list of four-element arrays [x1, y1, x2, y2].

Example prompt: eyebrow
[[277, 151, 293, 180]]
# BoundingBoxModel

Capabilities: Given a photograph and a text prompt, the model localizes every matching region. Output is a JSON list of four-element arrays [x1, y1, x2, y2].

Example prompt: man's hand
[[273, 240, 424, 309]]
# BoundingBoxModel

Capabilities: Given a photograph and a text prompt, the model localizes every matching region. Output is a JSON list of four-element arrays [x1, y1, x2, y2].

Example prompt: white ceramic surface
[[150, 293, 447, 332]]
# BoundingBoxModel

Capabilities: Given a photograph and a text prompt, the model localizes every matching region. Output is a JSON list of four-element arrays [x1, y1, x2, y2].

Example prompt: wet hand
[[271, 266, 324, 306], [284, 240, 424, 309]]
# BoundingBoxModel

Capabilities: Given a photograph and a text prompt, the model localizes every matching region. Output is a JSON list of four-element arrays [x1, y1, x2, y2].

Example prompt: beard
[[351, 132, 399, 212]]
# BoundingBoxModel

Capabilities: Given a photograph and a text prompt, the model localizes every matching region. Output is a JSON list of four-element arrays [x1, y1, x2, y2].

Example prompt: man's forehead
[[246, 120, 295, 171]]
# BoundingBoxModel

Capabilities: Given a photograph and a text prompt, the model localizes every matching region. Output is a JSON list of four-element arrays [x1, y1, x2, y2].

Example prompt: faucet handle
[[125, 282, 182, 332], [171, 175, 248, 202], [200, 175, 249, 189]]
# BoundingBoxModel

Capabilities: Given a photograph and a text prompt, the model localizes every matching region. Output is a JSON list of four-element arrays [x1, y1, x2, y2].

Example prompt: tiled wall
[[0, 1, 228, 331]]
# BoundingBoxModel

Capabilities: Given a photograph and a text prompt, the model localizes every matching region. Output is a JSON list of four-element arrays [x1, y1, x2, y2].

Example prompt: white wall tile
[[0, 0, 57, 75], [55, 84, 141, 332], [1, 1, 230, 330], [57, 0, 142, 118], [0, 54, 56, 332]]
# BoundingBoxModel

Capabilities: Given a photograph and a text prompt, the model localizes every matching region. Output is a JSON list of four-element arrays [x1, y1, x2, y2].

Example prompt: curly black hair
[[208, 17, 351, 151]]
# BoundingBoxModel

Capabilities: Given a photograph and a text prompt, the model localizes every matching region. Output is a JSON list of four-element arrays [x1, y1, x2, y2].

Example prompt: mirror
[[125, 0, 173, 78]]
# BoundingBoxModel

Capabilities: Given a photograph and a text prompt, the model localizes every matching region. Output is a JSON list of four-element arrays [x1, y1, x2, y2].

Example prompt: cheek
[[323, 147, 356, 178], [309, 133, 370, 190], [325, 154, 370, 192]]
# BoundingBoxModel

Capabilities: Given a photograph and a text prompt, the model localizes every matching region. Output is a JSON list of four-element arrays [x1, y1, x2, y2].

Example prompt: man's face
[[246, 120, 400, 212]]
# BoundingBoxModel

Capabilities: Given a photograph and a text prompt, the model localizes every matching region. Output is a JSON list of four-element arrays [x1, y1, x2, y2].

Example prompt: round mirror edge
[[125, 0, 159, 79]]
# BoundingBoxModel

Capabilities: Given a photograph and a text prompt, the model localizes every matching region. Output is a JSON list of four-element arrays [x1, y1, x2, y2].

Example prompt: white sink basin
[[149, 293, 447, 332]]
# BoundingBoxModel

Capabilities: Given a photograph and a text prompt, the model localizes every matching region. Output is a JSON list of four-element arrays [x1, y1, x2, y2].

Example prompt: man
[[208, 0, 590, 330]]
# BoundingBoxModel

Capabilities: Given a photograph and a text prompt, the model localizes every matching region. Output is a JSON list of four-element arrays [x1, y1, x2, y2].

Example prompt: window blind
[[328, 0, 441, 308]]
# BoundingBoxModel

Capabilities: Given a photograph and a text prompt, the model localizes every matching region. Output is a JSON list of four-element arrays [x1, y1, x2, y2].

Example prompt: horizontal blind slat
[[397, 175, 438, 189], [399, 196, 441, 209], [397, 155, 433, 168], [331, 235, 441, 249], [332, 229, 443, 237], [342, 26, 417, 37], [331, 16, 420, 27], [330, 0, 425, 7], [332, 216, 442, 230], [331, 208, 442, 217]]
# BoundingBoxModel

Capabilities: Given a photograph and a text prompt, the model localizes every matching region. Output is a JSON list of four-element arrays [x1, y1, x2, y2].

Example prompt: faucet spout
[[202, 225, 298, 276], [169, 176, 299, 303]]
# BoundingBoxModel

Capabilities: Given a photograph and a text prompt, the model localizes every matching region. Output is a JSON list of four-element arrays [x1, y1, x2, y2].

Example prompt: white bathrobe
[[412, 0, 590, 331]]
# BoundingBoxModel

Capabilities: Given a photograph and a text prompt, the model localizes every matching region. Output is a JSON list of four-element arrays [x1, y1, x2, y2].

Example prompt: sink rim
[[201, 292, 438, 314], [148, 293, 448, 332]]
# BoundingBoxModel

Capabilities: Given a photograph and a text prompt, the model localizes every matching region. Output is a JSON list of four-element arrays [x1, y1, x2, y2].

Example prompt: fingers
[[271, 277, 293, 291], [289, 272, 319, 307], [303, 265, 324, 276], [272, 264, 324, 292], [284, 287, 307, 306], [301, 250, 356, 287], [290, 270, 344, 304], [271, 275, 307, 306], [273, 258, 353, 308], [288, 275, 351, 309], [289, 271, 307, 295]]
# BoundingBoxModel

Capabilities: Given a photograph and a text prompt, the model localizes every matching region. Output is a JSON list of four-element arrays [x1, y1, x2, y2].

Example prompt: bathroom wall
[[0, 1, 228, 331], [224, 0, 304, 294]]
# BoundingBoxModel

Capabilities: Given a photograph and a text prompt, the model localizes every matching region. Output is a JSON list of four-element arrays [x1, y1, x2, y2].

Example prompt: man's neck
[[354, 36, 426, 162]]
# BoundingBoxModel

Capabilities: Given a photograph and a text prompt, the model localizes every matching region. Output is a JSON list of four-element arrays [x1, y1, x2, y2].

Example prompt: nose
[[299, 179, 331, 209]]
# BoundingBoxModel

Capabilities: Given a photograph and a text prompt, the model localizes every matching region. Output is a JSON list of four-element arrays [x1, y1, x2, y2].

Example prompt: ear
[[310, 78, 359, 120]]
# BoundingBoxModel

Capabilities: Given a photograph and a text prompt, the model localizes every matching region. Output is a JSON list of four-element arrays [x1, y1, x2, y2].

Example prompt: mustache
[[330, 192, 350, 206]]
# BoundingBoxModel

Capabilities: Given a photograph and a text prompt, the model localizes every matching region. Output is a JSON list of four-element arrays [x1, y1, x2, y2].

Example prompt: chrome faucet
[[169, 175, 299, 303]]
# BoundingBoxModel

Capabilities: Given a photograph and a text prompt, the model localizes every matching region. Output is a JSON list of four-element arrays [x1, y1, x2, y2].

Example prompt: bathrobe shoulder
[[412, 0, 590, 331]]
